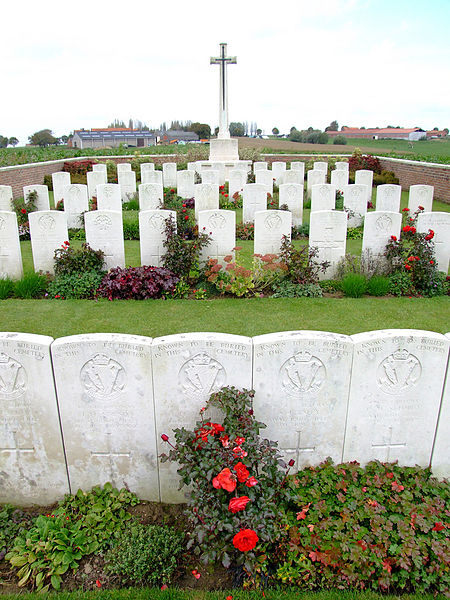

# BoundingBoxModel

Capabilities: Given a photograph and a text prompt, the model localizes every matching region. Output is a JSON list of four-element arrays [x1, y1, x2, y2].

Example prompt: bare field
[[237, 137, 402, 155]]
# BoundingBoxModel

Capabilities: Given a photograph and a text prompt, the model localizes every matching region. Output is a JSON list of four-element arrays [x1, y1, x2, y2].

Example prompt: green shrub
[[0, 505, 34, 559], [105, 522, 184, 586], [12, 191, 37, 225], [291, 224, 309, 239], [367, 275, 391, 296], [0, 277, 14, 299], [347, 226, 364, 239], [319, 279, 341, 293], [68, 228, 86, 241], [271, 281, 323, 298], [236, 221, 255, 240], [123, 219, 140, 240], [278, 460, 449, 594], [373, 170, 400, 185], [162, 215, 210, 279], [13, 272, 47, 298], [53, 242, 105, 276], [340, 273, 367, 297], [123, 199, 140, 211], [46, 271, 104, 299], [43, 174, 53, 189], [389, 271, 414, 296], [280, 238, 329, 284], [333, 135, 347, 145]]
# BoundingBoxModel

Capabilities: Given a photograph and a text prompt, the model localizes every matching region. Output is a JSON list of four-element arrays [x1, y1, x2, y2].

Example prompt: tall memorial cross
[[210, 43, 236, 140]]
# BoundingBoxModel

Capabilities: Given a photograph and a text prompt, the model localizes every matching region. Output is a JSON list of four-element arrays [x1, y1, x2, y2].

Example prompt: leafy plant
[[236, 221, 255, 240], [278, 460, 449, 594], [279, 237, 329, 285], [12, 190, 37, 225], [291, 224, 309, 239], [46, 271, 104, 299], [340, 273, 368, 297], [162, 215, 210, 279], [348, 149, 382, 174], [347, 226, 364, 239], [53, 241, 105, 276], [366, 275, 391, 296], [161, 387, 288, 576], [0, 277, 14, 299], [96, 265, 180, 300], [271, 281, 323, 298], [123, 219, 140, 240], [104, 522, 184, 586], [13, 272, 47, 298], [0, 505, 34, 559]]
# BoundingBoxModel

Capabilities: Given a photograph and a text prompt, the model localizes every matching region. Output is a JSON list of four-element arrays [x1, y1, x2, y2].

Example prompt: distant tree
[[433, 127, 439, 131], [229, 122, 245, 137], [28, 129, 58, 147], [0, 135, 8, 148], [288, 129, 304, 142], [333, 135, 347, 145], [214, 126, 219, 136], [325, 120, 339, 132], [128, 118, 133, 129], [189, 122, 211, 139], [443, 128, 449, 135], [159, 122, 167, 132], [108, 119, 126, 128], [256, 128, 262, 136], [8, 136, 19, 147], [272, 127, 279, 135], [290, 126, 297, 133], [307, 126, 314, 133], [60, 135, 69, 144]]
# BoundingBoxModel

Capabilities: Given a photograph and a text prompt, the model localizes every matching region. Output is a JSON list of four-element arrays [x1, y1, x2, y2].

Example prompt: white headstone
[[141, 162, 155, 175], [63, 184, 88, 228], [290, 162, 305, 179], [309, 210, 347, 279], [354, 170, 373, 205], [335, 161, 349, 171], [51, 172, 71, 206], [23, 185, 50, 211], [431, 332, 450, 479], [29, 211, 68, 275], [279, 183, 303, 226], [253, 331, 353, 471], [306, 169, 326, 198], [343, 184, 367, 227], [201, 170, 220, 185], [330, 169, 349, 191], [408, 185, 434, 214], [311, 184, 336, 212], [97, 184, 122, 211], [343, 330, 449, 468], [187, 162, 197, 172], [139, 210, 176, 267], [376, 184, 402, 212], [194, 184, 219, 219], [255, 169, 274, 195], [84, 210, 125, 270], [253, 161, 268, 172], [254, 210, 292, 255], [142, 170, 163, 185], [152, 332, 253, 502], [92, 163, 107, 177], [118, 171, 137, 202], [162, 163, 177, 188], [138, 183, 164, 211], [51, 334, 159, 501], [416, 212, 450, 273], [198, 209, 236, 266], [271, 161, 286, 185], [0, 185, 13, 211], [177, 170, 195, 199], [282, 170, 304, 185], [117, 163, 132, 173], [0, 211, 23, 280], [87, 171, 107, 200], [209, 162, 226, 186], [228, 169, 247, 199], [0, 333, 69, 505], [242, 183, 267, 223], [314, 161, 328, 176], [362, 211, 402, 259]]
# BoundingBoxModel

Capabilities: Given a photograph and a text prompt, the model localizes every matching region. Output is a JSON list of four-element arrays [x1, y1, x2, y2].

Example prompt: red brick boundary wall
[[1, 154, 449, 202]]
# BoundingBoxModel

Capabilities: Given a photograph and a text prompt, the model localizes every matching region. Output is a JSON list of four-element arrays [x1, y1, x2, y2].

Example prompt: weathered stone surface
[[87, 171, 107, 200], [97, 184, 122, 211], [255, 169, 274, 195], [254, 210, 291, 255], [194, 184, 219, 219], [431, 332, 450, 479], [51, 172, 71, 206], [139, 183, 163, 211], [279, 183, 303, 226], [118, 171, 137, 202], [0, 333, 68, 505], [162, 163, 177, 188], [343, 184, 367, 226], [117, 163, 132, 173], [23, 185, 50, 211], [63, 184, 89, 228], [141, 170, 163, 185], [311, 184, 336, 212], [139, 210, 176, 267], [0, 211, 23, 280], [177, 170, 195, 199], [242, 183, 267, 223], [29, 211, 68, 275], [376, 184, 402, 213], [307, 170, 326, 198], [330, 169, 349, 191], [408, 185, 434, 214], [416, 212, 450, 273], [198, 209, 235, 266], [84, 210, 125, 270], [354, 170, 373, 204], [362, 211, 402, 259], [0, 186, 13, 211], [309, 210, 347, 279]]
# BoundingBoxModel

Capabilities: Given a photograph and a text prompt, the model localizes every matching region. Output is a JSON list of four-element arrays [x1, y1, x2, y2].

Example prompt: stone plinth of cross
[[210, 43, 236, 140]]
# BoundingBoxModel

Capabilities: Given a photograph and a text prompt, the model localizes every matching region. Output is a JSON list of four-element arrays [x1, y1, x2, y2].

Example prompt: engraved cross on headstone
[[371, 427, 406, 462], [0, 246, 10, 257], [210, 43, 236, 140], [91, 432, 131, 487], [0, 430, 34, 457], [281, 430, 316, 466]]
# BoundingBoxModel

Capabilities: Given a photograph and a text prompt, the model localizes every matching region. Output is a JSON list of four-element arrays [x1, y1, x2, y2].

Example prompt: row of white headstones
[[0, 162, 449, 280], [0, 329, 448, 506]]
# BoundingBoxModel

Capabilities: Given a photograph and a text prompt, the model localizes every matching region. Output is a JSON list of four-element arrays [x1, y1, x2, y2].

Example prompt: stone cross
[[210, 43, 236, 140], [0, 431, 35, 457], [371, 427, 406, 461], [281, 430, 316, 465], [91, 432, 131, 487]]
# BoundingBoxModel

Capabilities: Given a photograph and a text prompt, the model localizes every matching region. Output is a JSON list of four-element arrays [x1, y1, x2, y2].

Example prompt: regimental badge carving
[[264, 214, 282, 230], [103, 186, 114, 198], [418, 187, 427, 197], [377, 349, 421, 394], [69, 185, 80, 197], [179, 353, 226, 401], [80, 354, 126, 400], [94, 215, 112, 230], [286, 185, 296, 199], [384, 186, 395, 197], [375, 214, 392, 232], [0, 353, 27, 399], [0, 217, 5, 230], [148, 214, 165, 230], [351, 187, 361, 198], [38, 215, 55, 230], [319, 185, 328, 196], [280, 351, 326, 396], [208, 213, 226, 229]]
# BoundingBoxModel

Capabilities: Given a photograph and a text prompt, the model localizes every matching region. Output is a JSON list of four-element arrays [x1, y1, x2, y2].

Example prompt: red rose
[[245, 476, 258, 487], [233, 529, 259, 552], [228, 496, 250, 513], [391, 235, 397, 241], [405, 264, 411, 271], [212, 467, 236, 492], [161, 434, 169, 442], [184, 215, 189, 220], [402, 207, 410, 212], [21, 208, 26, 214], [418, 205, 424, 210], [432, 522, 445, 532], [234, 461, 249, 483]]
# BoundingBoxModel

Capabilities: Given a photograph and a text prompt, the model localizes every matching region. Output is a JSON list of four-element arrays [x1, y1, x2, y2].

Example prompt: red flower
[[357, 539, 367, 550], [170, 188, 175, 193], [212, 467, 236, 492], [191, 569, 201, 579], [245, 476, 258, 487], [220, 435, 230, 447], [228, 496, 250, 513], [391, 235, 397, 241], [418, 205, 424, 210], [161, 584, 168, 590], [288, 459, 295, 467], [402, 207, 410, 212], [425, 228, 434, 241], [233, 529, 259, 552], [382, 560, 392, 574], [430, 260, 434, 265], [184, 215, 189, 220], [386, 472, 394, 479], [235, 437, 245, 445], [432, 522, 445, 532], [391, 481, 404, 492], [96, 579, 102, 587], [404, 264, 411, 271], [21, 208, 26, 214], [161, 434, 169, 442], [234, 461, 249, 483]]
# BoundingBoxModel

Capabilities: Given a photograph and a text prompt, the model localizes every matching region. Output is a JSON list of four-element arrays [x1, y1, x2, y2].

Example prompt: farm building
[[69, 128, 157, 149], [327, 127, 427, 141]]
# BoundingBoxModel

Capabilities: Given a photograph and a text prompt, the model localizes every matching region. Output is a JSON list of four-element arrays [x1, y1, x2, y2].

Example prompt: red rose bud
[[288, 459, 295, 467], [245, 476, 258, 487], [96, 579, 102, 588], [161, 434, 169, 442]]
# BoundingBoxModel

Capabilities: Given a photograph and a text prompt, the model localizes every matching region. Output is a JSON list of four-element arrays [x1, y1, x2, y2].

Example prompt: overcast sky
[[2, 0, 449, 145]]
